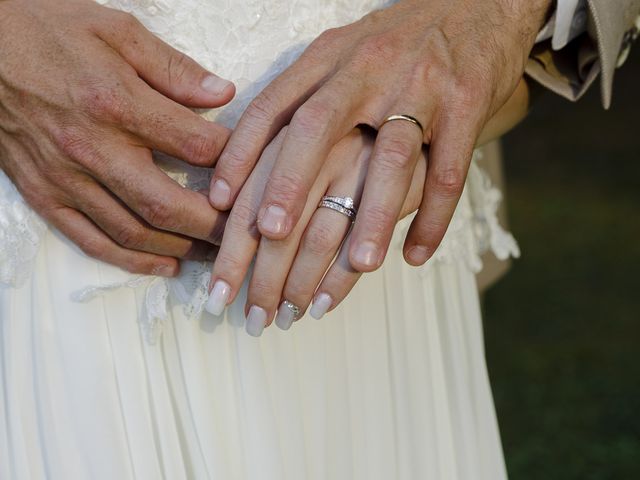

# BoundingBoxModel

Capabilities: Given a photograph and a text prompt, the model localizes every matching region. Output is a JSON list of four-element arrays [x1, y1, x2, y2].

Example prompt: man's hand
[[0, 0, 235, 276], [207, 126, 428, 336], [209, 0, 550, 272]]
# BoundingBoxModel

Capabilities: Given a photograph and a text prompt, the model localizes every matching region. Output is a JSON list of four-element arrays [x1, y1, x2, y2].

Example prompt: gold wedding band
[[381, 114, 425, 134]]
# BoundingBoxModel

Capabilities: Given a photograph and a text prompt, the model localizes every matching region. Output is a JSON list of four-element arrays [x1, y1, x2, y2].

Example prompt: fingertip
[[200, 74, 236, 105], [209, 178, 233, 210], [257, 204, 292, 239], [349, 240, 384, 272], [310, 293, 333, 320], [403, 245, 431, 266], [205, 278, 232, 316]]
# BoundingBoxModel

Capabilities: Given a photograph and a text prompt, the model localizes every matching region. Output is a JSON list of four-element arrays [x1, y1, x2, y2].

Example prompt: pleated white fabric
[[1, 219, 508, 480], [0, 1, 515, 478]]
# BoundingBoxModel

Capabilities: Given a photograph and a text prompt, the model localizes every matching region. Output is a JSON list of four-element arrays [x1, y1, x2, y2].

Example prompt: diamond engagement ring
[[318, 195, 357, 220]]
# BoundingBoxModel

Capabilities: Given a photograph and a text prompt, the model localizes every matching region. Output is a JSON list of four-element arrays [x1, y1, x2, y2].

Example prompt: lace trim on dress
[[394, 152, 520, 277], [66, 152, 519, 342], [0, 171, 47, 288], [2, 152, 518, 342]]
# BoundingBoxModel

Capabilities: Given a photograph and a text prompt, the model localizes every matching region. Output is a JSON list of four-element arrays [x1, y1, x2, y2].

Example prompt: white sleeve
[[535, 0, 588, 50]]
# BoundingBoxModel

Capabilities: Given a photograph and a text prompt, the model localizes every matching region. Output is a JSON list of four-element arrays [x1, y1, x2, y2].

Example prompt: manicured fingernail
[[201, 74, 232, 96], [352, 241, 381, 268], [259, 205, 288, 236], [246, 305, 267, 337], [275, 301, 296, 330], [209, 178, 231, 207], [310, 293, 332, 320], [406, 245, 430, 265], [205, 280, 231, 316], [152, 264, 176, 277]]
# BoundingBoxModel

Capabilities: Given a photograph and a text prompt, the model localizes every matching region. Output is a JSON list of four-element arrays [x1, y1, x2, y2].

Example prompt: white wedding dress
[[0, 1, 520, 479]]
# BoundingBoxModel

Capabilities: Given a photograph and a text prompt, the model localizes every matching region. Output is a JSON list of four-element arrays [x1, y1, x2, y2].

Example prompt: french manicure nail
[[205, 280, 231, 316], [406, 245, 430, 265], [310, 293, 332, 320], [209, 179, 231, 207], [352, 241, 381, 268], [275, 302, 296, 330], [259, 205, 288, 236], [201, 74, 232, 96], [246, 305, 267, 337]]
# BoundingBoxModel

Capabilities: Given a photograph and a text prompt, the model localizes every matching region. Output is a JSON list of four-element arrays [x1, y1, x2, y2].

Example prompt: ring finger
[[245, 129, 371, 336], [277, 153, 369, 329]]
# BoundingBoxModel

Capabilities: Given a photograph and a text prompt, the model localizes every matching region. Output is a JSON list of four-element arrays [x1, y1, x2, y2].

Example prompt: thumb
[[97, 12, 235, 108]]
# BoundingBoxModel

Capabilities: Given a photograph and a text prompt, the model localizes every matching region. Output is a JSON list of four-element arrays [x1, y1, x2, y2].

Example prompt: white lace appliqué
[[71, 262, 211, 343], [0, 171, 46, 288]]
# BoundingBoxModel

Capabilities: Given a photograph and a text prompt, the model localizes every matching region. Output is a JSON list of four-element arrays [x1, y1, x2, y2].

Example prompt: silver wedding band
[[318, 195, 357, 220], [282, 300, 301, 320], [381, 114, 425, 135]]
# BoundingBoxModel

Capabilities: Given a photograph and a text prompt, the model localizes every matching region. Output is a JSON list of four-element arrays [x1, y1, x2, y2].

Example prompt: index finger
[[91, 143, 227, 243], [253, 75, 362, 240], [208, 51, 341, 210], [124, 79, 232, 168]]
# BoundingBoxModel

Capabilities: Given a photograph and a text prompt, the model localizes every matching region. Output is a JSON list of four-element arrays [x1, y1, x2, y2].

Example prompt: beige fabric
[[526, 0, 640, 108]]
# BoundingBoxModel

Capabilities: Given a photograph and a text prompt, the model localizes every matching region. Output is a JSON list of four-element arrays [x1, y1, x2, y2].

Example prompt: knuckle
[[113, 10, 142, 30], [182, 131, 219, 165], [291, 100, 335, 140], [356, 34, 396, 63], [113, 223, 148, 249], [411, 61, 447, 90], [51, 126, 95, 164], [267, 168, 307, 205], [140, 198, 174, 228], [376, 138, 416, 170], [245, 90, 280, 126], [80, 83, 131, 124], [283, 281, 310, 305], [362, 203, 396, 236], [214, 253, 245, 280], [166, 52, 194, 91], [305, 28, 342, 59], [218, 143, 253, 177], [302, 224, 340, 257], [230, 202, 259, 230], [433, 167, 466, 196], [250, 277, 278, 301], [76, 236, 105, 260]]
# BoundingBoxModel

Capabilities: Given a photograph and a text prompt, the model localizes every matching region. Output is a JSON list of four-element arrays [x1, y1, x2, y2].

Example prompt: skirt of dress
[[0, 215, 508, 480]]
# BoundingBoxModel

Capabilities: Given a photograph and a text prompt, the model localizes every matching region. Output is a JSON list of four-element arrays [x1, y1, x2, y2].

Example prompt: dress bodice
[[98, 0, 394, 128]]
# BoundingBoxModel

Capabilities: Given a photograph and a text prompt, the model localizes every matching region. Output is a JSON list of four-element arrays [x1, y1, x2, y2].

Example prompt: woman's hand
[[206, 126, 427, 336], [209, 0, 551, 273], [205, 75, 530, 336], [0, 0, 235, 276]]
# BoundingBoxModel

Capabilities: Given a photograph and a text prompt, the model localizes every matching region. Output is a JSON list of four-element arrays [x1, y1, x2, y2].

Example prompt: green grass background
[[484, 48, 640, 479]]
